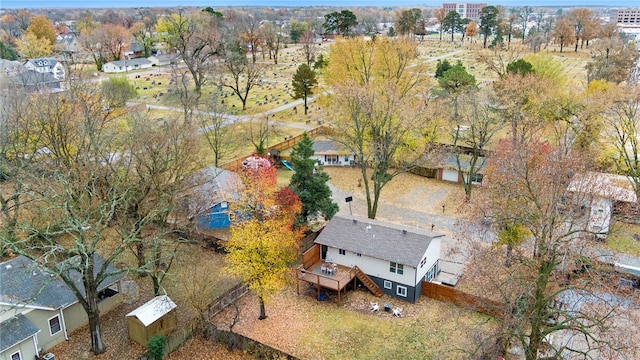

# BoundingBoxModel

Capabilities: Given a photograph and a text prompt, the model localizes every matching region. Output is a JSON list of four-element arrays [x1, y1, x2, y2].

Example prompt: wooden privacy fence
[[164, 283, 249, 354], [302, 244, 320, 270], [205, 325, 299, 359], [219, 126, 327, 172], [421, 281, 505, 319]]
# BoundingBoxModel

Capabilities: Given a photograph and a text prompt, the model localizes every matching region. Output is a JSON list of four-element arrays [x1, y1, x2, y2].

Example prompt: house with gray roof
[[22, 58, 65, 80], [103, 58, 153, 73], [311, 139, 356, 167], [312, 215, 443, 302], [0, 254, 123, 356], [0, 314, 40, 360], [178, 166, 242, 231]]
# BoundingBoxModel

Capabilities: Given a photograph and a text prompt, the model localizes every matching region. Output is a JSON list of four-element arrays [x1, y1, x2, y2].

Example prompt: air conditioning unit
[[43, 353, 55, 360]]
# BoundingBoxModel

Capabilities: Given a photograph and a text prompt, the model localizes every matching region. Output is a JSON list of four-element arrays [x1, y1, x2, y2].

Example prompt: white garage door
[[442, 169, 459, 183]]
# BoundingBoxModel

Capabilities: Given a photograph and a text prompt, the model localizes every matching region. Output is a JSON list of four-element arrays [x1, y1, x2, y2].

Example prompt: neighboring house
[[180, 166, 241, 231], [309, 215, 443, 303], [435, 154, 486, 184], [312, 139, 356, 167], [568, 172, 638, 239], [0, 314, 40, 360], [22, 58, 65, 80], [123, 42, 144, 59], [0, 255, 124, 356], [56, 33, 80, 54], [103, 58, 153, 73], [148, 53, 180, 67], [7, 70, 62, 93]]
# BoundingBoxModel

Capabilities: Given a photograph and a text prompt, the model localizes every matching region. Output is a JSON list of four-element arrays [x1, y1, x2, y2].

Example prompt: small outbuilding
[[126, 295, 177, 347]]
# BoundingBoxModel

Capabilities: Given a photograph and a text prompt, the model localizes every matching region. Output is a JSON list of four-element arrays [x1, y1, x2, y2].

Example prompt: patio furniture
[[393, 308, 403, 317], [384, 303, 392, 312], [370, 302, 379, 312]]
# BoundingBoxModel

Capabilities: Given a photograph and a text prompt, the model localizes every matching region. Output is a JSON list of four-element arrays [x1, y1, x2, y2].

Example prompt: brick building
[[442, 3, 487, 20]]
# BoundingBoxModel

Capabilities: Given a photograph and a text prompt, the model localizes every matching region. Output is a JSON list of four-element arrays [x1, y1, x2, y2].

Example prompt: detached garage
[[126, 295, 177, 346]]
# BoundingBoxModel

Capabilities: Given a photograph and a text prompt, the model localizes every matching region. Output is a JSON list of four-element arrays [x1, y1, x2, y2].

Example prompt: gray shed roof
[[0, 313, 40, 352], [0, 254, 123, 310], [314, 215, 443, 267]]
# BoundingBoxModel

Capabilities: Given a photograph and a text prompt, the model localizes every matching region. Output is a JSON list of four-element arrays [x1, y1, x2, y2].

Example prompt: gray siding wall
[[368, 275, 418, 303]]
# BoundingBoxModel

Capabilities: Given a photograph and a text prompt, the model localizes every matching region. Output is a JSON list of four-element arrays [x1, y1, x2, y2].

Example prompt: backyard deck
[[296, 262, 356, 306]]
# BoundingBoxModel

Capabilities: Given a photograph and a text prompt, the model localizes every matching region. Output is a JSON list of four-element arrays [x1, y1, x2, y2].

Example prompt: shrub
[[147, 334, 166, 360]]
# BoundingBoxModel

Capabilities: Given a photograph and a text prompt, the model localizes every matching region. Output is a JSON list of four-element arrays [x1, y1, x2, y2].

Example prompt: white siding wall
[[415, 237, 441, 281], [311, 154, 355, 167], [589, 197, 612, 239], [103, 63, 124, 73], [324, 247, 417, 287]]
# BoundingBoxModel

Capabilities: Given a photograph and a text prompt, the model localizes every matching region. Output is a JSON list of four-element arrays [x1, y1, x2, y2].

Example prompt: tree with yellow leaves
[[225, 167, 302, 320], [326, 37, 432, 219], [16, 31, 52, 58], [24, 15, 56, 48]]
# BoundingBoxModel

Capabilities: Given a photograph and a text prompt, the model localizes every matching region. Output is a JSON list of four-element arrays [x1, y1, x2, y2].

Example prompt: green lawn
[[606, 222, 640, 257]]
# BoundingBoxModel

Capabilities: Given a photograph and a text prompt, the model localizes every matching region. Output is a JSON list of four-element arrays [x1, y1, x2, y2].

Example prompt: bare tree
[[607, 84, 640, 205], [2, 81, 139, 355], [157, 9, 221, 107], [260, 22, 284, 64], [450, 90, 504, 199], [469, 133, 636, 359], [219, 40, 264, 111], [300, 30, 318, 67], [197, 96, 239, 167]]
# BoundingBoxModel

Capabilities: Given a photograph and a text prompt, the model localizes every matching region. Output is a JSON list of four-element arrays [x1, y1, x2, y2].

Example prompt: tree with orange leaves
[[225, 166, 302, 320]]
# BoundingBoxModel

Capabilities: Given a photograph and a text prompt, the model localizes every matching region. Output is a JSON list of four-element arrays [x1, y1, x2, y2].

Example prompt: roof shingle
[[314, 215, 443, 267]]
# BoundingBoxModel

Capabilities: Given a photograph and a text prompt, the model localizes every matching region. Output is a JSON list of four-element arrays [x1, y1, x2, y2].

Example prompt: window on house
[[397, 285, 407, 297], [384, 280, 392, 289], [339, 249, 346, 255], [49, 315, 61, 335], [389, 262, 403, 275], [326, 155, 338, 164], [10, 351, 21, 360]]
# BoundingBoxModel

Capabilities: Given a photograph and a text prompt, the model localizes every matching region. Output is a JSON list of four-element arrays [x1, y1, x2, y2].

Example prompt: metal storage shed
[[126, 295, 177, 346]]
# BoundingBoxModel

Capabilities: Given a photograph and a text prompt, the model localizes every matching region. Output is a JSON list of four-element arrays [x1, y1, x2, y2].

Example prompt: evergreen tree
[[292, 64, 317, 115], [0, 41, 18, 60], [289, 133, 339, 225], [435, 59, 453, 78]]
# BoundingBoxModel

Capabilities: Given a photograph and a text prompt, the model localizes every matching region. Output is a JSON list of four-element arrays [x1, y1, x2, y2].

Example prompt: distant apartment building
[[613, 8, 640, 25], [442, 3, 487, 20]]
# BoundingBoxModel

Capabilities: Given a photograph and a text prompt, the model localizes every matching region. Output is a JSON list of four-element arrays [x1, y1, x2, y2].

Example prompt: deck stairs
[[354, 266, 383, 297]]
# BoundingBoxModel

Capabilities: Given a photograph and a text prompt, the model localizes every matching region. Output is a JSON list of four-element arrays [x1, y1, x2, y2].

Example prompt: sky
[[1, 0, 638, 8]]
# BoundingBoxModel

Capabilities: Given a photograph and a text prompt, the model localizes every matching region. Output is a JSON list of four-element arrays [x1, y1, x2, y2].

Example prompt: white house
[[22, 58, 65, 80], [0, 255, 123, 359], [568, 172, 638, 239], [312, 139, 356, 167], [103, 58, 153, 73], [311, 215, 443, 303]]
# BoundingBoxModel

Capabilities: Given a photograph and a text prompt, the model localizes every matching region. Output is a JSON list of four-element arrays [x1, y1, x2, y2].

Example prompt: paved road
[[129, 95, 318, 133]]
